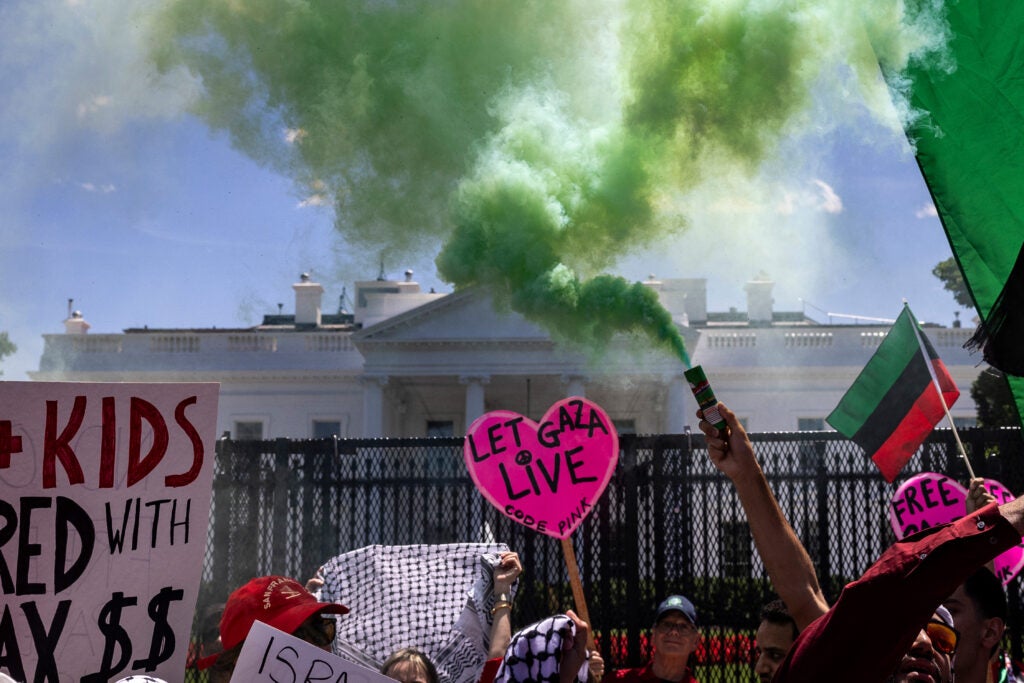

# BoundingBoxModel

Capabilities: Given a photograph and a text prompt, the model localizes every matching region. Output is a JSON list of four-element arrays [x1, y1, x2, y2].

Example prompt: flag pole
[[904, 301, 977, 480], [937, 385, 976, 480]]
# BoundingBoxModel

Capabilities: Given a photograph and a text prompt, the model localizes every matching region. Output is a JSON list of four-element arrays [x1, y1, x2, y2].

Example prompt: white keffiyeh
[[317, 543, 512, 683]]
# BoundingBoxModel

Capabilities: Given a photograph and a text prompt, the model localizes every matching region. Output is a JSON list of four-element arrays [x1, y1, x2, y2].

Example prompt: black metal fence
[[195, 427, 1024, 682]]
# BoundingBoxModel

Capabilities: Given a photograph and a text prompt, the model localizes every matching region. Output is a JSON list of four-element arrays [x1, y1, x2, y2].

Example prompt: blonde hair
[[381, 647, 440, 683]]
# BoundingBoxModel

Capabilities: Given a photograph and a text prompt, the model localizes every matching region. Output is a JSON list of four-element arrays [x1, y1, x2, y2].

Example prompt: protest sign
[[0, 381, 219, 681], [232, 621, 395, 683], [888, 471, 1024, 584], [463, 397, 618, 540]]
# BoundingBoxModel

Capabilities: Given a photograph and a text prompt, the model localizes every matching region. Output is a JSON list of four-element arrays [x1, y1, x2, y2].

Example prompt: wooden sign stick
[[560, 536, 596, 649]]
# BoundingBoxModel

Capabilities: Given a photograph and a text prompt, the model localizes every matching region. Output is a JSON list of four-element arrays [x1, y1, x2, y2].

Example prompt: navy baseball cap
[[655, 594, 698, 626]]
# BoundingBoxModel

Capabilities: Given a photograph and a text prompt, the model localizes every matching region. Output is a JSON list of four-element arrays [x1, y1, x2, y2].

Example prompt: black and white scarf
[[317, 543, 511, 683], [495, 614, 588, 683]]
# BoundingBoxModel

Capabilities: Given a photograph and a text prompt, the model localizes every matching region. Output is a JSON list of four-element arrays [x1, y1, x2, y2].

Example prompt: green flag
[[827, 306, 960, 482], [896, 0, 1024, 422]]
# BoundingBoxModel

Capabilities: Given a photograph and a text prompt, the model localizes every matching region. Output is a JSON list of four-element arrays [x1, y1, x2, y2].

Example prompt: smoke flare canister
[[684, 365, 727, 430]]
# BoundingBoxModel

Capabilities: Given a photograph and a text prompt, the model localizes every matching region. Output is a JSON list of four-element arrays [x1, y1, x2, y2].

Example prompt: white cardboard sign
[[0, 381, 220, 682], [232, 621, 396, 683]]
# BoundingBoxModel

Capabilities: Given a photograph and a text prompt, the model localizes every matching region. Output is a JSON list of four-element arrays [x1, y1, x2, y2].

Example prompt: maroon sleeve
[[774, 503, 1020, 681]]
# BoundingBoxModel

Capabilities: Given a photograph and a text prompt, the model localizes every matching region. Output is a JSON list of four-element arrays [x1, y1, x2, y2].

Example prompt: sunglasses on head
[[926, 620, 959, 656]]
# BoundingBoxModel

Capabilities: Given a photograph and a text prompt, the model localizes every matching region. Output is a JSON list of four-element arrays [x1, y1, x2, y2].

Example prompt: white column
[[361, 375, 388, 437], [666, 374, 688, 434], [460, 375, 491, 427], [562, 374, 587, 398]]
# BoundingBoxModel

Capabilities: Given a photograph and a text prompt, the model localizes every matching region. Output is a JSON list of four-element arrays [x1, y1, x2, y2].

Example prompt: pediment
[[353, 288, 550, 344]]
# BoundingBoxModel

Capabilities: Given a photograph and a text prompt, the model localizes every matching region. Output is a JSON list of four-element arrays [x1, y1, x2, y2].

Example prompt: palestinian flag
[[827, 306, 960, 482], [891, 0, 1024, 422]]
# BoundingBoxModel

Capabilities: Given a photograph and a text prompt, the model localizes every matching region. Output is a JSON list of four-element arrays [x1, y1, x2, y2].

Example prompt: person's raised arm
[[965, 478, 999, 573], [698, 402, 829, 630], [487, 551, 522, 660], [998, 492, 1024, 535]]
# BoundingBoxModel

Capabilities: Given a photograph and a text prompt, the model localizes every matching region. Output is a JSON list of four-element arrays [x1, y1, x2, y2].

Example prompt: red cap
[[196, 575, 348, 670]]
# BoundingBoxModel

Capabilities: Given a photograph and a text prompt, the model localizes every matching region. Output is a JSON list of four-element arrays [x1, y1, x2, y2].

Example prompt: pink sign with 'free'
[[889, 471, 1024, 585], [464, 397, 618, 539]]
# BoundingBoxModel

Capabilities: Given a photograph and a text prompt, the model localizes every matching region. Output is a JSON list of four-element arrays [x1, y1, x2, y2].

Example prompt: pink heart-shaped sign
[[464, 397, 619, 539], [889, 472, 1024, 585]]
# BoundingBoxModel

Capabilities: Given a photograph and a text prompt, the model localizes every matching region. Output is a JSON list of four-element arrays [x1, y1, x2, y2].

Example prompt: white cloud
[[78, 181, 116, 193], [132, 221, 255, 248], [76, 94, 112, 119], [812, 179, 843, 214], [915, 203, 938, 218], [774, 180, 843, 215]]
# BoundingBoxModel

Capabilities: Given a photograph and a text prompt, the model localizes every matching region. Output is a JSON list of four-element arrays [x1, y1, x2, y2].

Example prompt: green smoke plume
[[150, 0, 949, 365], [151, 0, 614, 255]]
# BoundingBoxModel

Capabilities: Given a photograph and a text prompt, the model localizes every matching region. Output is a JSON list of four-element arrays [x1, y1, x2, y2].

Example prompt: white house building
[[30, 272, 984, 439]]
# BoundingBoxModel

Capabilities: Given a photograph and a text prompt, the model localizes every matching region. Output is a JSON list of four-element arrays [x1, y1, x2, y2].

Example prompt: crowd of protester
[[14, 401, 1023, 683], [173, 402, 1024, 683]]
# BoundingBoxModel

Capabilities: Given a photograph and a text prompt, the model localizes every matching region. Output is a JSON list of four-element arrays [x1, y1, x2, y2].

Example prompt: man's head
[[198, 575, 349, 677], [944, 567, 1007, 680], [888, 607, 957, 683], [651, 595, 700, 664], [754, 599, 797, 682]]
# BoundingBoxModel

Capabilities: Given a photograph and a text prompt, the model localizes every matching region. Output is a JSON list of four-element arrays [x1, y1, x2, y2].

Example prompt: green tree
[[933, 259, 1021, 427], [932, 257, 973, 308], [970, 369, 1021, 427], [0, 331, 15, 376]]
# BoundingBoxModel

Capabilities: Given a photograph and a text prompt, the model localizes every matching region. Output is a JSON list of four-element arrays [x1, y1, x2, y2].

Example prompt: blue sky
[[0, 0, 968, 381]]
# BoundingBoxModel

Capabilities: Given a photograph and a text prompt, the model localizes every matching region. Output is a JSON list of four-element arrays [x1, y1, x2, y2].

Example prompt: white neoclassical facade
[[30, 273, 984, 439]]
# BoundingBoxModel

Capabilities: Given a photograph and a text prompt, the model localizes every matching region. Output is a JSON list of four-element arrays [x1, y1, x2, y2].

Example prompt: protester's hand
[[493, 551, 523, 595], [697, 402, 759, 482], [486, 552, 522, 659], [587, 649, 605, 681], [560, 610, 590, 683], [966, 478, 997, 514]]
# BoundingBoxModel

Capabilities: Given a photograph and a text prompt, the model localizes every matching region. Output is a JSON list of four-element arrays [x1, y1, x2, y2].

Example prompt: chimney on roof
[[64, 309, 90, 335], [647, 278, 707, 325], [744, 272, 775, 325], [293, 272, 324, 327]]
